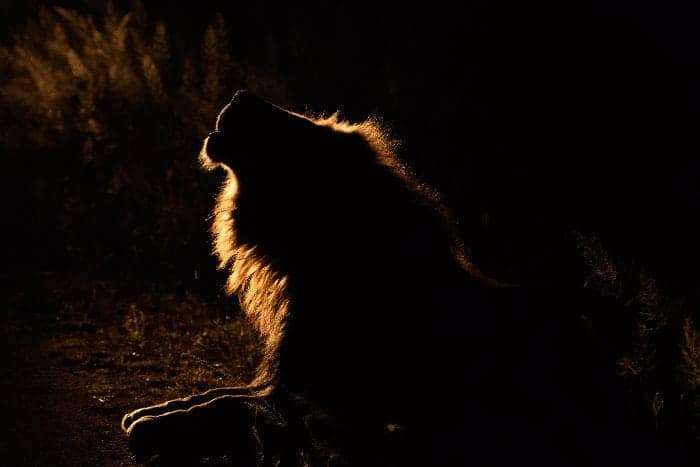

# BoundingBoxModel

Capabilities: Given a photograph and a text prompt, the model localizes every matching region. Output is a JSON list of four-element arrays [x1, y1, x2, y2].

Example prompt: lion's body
[[123, 92, 650, 466]]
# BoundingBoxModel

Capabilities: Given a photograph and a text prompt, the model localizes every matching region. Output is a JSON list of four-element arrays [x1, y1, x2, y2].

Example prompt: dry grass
[[0, 1, 219, 149], [0, 1, 289, 151], [576, 230, 700, 442], [44, 278, 262, 406]]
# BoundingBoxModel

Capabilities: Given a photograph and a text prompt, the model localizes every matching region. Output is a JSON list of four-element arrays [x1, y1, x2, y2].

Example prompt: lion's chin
[[199, 136, 223, 171]]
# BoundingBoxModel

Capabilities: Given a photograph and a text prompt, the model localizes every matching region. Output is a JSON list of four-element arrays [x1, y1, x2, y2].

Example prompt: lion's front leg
[[126, 393, 288, 461], [121, 385, 261, 432]]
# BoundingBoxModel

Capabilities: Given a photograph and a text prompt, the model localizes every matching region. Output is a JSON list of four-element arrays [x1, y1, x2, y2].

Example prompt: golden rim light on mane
[[199, 102, 490, 388]]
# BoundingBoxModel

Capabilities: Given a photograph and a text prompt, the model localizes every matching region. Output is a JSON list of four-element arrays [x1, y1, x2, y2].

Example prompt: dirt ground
[[0, 332, 131, 466], [0, 273, 260, 466]]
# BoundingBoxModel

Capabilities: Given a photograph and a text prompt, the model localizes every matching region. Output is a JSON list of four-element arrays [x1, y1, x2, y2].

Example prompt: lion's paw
[[126, 415, 163, 461], [121, 410, 139, 433]]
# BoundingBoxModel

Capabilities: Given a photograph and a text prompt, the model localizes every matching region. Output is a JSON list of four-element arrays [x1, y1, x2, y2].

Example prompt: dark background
[[2, 1, 700, 289], [1, 1, 700, 465]]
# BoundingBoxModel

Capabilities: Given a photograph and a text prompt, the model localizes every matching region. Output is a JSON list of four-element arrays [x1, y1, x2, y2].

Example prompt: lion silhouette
[[122, 91, 649, 465]]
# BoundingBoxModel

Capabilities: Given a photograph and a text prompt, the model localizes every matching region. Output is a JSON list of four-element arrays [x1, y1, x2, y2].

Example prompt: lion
[[122, 91, 650, 466]]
